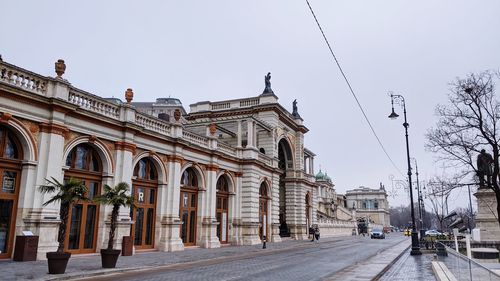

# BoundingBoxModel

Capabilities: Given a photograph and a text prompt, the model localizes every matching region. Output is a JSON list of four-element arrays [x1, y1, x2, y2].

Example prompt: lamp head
[[388, 108, 399, 119]]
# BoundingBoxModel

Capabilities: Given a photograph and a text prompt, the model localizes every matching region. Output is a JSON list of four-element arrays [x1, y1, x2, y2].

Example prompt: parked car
[[425, 229, 443, 237], [371, 229, 385, 239]]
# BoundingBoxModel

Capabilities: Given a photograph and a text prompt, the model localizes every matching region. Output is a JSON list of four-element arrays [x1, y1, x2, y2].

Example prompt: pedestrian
[[309, 225, 315, 242], [314, 225, 320, 242]]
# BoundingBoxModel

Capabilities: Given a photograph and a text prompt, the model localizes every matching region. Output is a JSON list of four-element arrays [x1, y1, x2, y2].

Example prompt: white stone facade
[[345, 186, 391, 228], [0, 59, 354, 260]]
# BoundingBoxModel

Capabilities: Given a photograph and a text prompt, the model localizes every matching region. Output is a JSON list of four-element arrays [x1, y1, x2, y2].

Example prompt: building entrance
[[0, 126, 22, 259], [131, 158, 158, 249], [180, 168, 199, 246]]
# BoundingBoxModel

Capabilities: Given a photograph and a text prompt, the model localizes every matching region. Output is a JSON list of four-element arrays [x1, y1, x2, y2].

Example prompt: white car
[[425, 230, 442, 237]]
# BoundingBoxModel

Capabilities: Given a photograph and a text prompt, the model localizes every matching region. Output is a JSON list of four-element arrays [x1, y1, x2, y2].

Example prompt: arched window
[[65, 144, 101, 172], [0, 127, 21, 159], [134, 158, 157, 181], [259, 183, 268, 197], [181, 168, 198, 187], [216, 176, 228, 192]]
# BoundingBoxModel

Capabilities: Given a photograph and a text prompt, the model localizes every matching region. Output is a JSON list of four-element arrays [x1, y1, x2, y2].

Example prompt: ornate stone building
[[345, 185, 390, 230], [0, 59, 355, 260]]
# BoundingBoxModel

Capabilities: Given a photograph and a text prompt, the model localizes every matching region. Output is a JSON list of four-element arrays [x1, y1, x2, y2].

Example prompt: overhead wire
[[305, 0, 405, 177]]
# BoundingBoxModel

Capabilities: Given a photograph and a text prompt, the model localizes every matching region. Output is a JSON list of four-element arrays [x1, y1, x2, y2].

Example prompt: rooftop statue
[[477, 149, 493, 188], [262, 72, 274, 94], [292, 99, 301, 118]]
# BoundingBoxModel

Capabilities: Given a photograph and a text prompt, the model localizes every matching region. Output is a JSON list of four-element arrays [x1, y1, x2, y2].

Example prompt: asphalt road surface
[[80, 234, 407, 281]]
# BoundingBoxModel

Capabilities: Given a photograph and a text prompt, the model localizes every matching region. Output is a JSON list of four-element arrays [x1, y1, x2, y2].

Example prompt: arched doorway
[[259, 182, 269, 240], [278, 138, 293, 237], [180, 167, 199, 246], [0, 126, 22, 259], [131, 157, 158, 249], [64, 144, 102, 254], [216, 175, 229, 244]]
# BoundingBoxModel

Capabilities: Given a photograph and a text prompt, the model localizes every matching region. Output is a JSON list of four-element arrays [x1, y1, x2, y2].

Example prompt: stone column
[[105, 141, 135, 252], [236, 120, 242, 148], [271, 173, 282, 243], [239, 166, 261, 245], [198, 164, 221, 248], [230, 172, 243, 245], [25, 121, 68, 259], [285, 177, 308, 240], [246, 120, 254, 148], [158, 155, 184, 251]]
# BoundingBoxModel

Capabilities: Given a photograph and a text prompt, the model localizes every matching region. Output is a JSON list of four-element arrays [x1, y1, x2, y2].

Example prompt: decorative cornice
[[206, 164, 219, 171], [39, 122, 69, 136], [114, 141, 137, 154], [234, 172, 244, 177]]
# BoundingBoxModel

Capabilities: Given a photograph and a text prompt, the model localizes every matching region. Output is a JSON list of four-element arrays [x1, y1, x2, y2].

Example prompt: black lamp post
[[411, 157, 425, 237], [389, 93, 422, 256]]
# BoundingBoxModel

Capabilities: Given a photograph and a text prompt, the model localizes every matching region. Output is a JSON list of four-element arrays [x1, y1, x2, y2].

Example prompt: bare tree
[[427, 70, 500, 227], [426, 179, 453, 231]]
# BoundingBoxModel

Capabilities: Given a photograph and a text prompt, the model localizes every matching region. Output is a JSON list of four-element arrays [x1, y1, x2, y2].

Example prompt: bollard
[[436, 242, 448, 257], [262, 236, 267, 249]]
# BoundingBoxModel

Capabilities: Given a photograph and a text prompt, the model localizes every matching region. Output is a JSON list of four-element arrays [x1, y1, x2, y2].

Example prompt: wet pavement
[[1, 234, 409, 281], [378, 249, 435, 281]]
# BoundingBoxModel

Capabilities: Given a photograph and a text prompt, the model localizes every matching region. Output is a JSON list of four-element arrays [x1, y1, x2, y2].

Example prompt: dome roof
[[325, 172, 332, 182], [315, 169, 325, 181]]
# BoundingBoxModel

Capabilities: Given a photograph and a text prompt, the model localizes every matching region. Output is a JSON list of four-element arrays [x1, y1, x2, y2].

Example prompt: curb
[[371, 242, 411, 280]]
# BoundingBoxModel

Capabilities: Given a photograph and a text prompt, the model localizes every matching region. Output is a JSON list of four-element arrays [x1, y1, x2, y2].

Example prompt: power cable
[[305, 0, 405, 177]]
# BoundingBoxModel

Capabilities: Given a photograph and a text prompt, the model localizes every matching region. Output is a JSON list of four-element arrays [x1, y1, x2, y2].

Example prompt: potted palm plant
[[94, 182, 135, 268], [39, 177, 89, 274]]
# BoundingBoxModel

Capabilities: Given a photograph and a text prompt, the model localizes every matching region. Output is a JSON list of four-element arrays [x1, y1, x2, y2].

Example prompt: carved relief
[[209, 123, 217, 136], [174, 109, 181, 121], [0, 112, 12, 124], [64, 131, 81, 145]]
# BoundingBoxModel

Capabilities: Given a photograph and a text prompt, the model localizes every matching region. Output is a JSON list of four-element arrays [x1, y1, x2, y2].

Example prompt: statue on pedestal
[[477, 149, 493, 188], [262, 72, 274, 94]]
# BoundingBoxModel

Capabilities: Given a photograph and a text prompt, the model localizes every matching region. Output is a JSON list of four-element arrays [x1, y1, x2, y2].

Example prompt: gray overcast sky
[[2, 0, 500, 210]]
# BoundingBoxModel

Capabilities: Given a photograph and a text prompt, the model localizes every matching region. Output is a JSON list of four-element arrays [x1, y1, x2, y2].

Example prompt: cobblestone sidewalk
[[0, 236, 357, 281]]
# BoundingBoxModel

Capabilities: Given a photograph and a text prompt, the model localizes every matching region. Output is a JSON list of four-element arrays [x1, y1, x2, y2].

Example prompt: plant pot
[[100, 249, 121, 268], [46, 251, 71, 274]]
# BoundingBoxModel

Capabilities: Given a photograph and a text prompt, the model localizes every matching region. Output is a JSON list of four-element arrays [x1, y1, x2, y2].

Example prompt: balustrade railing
[[0, 62, 47, 94], [182, 130, 209, 148], [218, 141, 237, 156], [136, 112, 171, 136], [211, 102, 231, 110], [240, 98, 259, 107], [68, 89, 120, 120]]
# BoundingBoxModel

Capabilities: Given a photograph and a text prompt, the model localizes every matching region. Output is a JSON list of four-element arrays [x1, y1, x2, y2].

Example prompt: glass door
[[0, 168, 19, 259], [131, 185, 156, 249], [65, 180, 100, 254], [216, 194, 228, 243], [179, 190, 197, 246]]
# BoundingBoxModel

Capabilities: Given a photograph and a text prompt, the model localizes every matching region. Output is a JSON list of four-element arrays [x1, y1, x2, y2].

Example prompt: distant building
[[132, 98, 187, 122], [345, 185, 390, 229]]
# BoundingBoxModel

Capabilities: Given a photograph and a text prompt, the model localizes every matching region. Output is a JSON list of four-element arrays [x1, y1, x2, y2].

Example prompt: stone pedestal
[[158, 217, 184, 252], [198, 218, 221, 249], [474, 188, 500, 242], [239, 222, 261, 245]]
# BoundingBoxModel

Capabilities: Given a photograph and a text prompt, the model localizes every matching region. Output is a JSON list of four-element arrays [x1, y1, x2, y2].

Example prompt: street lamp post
[[411, 157, 425, 237], [389, 93, 422, 256]]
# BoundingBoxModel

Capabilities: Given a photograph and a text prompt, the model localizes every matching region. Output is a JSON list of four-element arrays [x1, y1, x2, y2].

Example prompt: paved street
[[75, 234, 407, 281]]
